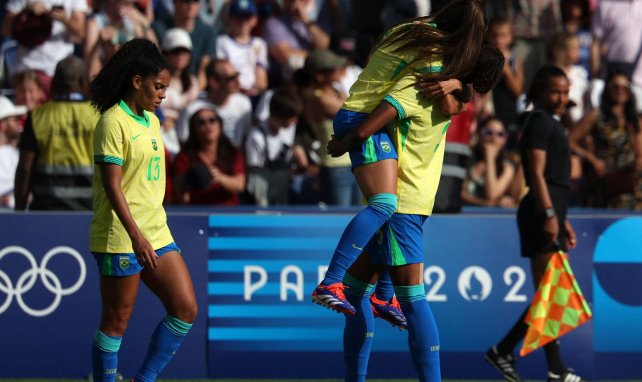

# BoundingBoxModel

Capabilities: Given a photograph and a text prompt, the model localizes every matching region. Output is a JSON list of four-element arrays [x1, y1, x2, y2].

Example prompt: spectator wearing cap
[[261, 0, 330, 86], [1, 0, 88, 78], [300, 49, 360, 206], [173, 100, 246, 205], [84, 0, 158, 79], [0, 95, 27, 208], [178, 59, 253, 149], [160, 28, 200, 155], [152, 0, 217, 90], [14, 55, 100, 211], [216, 0, 269, 99]]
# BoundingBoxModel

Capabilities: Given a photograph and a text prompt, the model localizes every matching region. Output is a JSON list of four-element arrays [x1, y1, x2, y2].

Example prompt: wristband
[[544, 207, 556, 219]]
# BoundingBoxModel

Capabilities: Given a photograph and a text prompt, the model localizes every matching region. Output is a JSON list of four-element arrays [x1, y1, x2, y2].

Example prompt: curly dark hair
[[462, 44, 504, 94], [90, 38, 170, 114]]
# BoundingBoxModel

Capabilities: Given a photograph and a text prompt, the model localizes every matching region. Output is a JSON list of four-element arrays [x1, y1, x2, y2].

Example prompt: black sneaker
[[484, 345, 523, 382], [548, 369, 586, 382]]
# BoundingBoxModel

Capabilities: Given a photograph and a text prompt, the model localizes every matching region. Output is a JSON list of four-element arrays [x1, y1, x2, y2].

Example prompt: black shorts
[[517, 187, 569, 258]]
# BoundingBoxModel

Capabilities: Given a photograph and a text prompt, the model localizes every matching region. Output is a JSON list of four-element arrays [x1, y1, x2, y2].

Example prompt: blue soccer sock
[[395, 284, 441, 382], [322, 193, 397, 285], [92, 330, 122, 382], [134, 315, 193, 382], [343, 273, 376, 382], [374, 271, 394, 301]]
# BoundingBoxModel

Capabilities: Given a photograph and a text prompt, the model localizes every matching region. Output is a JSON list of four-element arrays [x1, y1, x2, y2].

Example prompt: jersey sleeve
[[383, 72, 425, 121], [94, 116, 125, 166]]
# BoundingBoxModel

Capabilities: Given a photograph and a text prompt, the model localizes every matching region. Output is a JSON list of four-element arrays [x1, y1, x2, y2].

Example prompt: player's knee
[[102, 305, 135, 335], [368, 193, 397, 219], [172, 300, 199, 324]]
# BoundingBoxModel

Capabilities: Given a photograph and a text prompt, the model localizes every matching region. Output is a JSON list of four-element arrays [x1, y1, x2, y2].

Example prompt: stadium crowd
[[1, 0, 641, 211]]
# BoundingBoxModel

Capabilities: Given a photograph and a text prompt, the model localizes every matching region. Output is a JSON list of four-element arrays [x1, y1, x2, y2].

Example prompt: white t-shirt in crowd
[[216, 33, 269, 92], [245, 121, 295, 168], [7, 0, 89, 76]]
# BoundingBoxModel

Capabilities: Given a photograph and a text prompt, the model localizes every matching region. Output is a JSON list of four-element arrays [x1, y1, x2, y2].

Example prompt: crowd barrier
[[0, 208, 640, 380]]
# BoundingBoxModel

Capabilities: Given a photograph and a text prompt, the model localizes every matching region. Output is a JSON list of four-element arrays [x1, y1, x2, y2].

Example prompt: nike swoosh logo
[[352, 244, 363, 251], [132, 133, 142, 141]]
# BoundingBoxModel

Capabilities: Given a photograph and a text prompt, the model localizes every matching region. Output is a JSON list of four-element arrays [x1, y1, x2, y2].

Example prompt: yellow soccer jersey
[[384, 70, 451, 216], [89, 101, 173, 253], [343, 20, 440, 113]]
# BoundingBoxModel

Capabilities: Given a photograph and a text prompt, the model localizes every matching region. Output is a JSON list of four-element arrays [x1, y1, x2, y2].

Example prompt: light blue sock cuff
[[343, 273, 375, 297], [162, 315, 193, 337], [394, 284, 426, 303], [368, 193, 398, 216], [93, 330, 122, 353]]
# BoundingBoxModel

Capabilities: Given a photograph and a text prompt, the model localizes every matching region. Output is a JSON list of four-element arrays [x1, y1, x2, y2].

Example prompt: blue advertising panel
[[206, 213, 605, 380], [2, 210, 641, 379], [0, 213, 209, 379]]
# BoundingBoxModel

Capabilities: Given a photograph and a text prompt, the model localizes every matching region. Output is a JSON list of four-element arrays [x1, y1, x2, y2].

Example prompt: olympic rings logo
[[0, 246, 86, 317]]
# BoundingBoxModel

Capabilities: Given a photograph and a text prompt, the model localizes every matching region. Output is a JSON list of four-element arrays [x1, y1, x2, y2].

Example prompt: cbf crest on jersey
[[151, 138, 158, 151], [380, 141, 391, 153]]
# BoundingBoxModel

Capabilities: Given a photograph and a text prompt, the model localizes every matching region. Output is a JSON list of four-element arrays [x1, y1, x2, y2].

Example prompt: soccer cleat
[[312, 283, 356, 315], [370, 294, 407, 330], [484, 345, 523, 382], [547, 369, 586, 382]]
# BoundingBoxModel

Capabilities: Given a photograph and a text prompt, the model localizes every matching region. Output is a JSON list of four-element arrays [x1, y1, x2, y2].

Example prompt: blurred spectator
[[152, 0, 217, 89], [547, 31, 590, 122], [244, 85, 303, 206], [160, 28, 200, 155], [179, 59, 253, 149], [261, 0, 330, 86], [382, 0, 430, 29], [591, 0, 642, 88], [505, 0, 564, 90], [84, 0, 157, 79], [350, 0, 384, 68], [486, 17, 524, 148], [561, 0, 592, 76], [462, 117, 518, 208], [2, 0, 88, 77], [12, 69, 50, 111], [0, 95, 26, 208], [570, 70, 642, 209], [173, 100, 246, 205], [216, 0, 269, 99], [14, 55, 99, 211], [300, 49, 359, 206]]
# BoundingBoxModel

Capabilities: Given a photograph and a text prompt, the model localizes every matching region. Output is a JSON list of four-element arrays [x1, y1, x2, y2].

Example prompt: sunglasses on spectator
[[480, 128, 508, 138], [180, 0, 199, 4], [217, 72, 240, 82], [195, 117, 220, 127]]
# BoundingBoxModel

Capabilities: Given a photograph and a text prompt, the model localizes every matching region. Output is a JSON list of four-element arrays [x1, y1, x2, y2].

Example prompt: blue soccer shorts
[[366, 214, 428, 266], [93, 242, 181, 276], [333, 108, 398, 169]]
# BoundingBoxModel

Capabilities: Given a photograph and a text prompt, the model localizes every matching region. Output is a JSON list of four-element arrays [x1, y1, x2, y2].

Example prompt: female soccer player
[[312, 0, 487, 317], [88, 38, 198, 382]]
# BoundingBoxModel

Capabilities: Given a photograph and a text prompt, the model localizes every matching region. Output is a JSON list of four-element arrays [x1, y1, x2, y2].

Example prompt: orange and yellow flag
[[520, 251, 592, 356]]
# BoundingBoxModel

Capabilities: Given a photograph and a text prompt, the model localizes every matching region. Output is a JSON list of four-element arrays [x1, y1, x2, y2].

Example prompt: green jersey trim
[[383, 95, 406, 119], [118, 100, 150, 128], [416, 64, 443, 74], [95, 155, 124, 166]]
